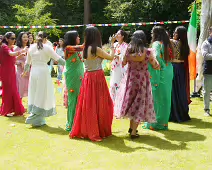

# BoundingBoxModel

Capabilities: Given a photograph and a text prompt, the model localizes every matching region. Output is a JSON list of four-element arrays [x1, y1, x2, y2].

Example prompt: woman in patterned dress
[[114, 30, 159, 139], [110, 30, 128, 102], [63, 31, 84, 132]]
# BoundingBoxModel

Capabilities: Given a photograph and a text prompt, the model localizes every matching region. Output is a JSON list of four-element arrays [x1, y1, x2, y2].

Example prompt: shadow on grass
[[180, 118, 212, 129], [130, 134, 188, 150], [158, 129, 206, 142], [7, 116, 26, 124], [71, 135, 155, 153], [95, 135, 156, 153], [29, 125, 69, 135]]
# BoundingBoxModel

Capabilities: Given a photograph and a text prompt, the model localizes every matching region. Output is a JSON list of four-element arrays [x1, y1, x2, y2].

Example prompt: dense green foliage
[[0, 0, 197, 42]]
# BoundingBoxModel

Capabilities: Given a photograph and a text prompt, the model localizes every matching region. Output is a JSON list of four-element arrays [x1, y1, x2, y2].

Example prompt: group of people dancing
[[0, 25, 191, 142], [110, 26, 191, 138]]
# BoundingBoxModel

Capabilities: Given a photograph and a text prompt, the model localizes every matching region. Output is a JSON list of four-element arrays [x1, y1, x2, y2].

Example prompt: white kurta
[[25, 44, 65, 126]]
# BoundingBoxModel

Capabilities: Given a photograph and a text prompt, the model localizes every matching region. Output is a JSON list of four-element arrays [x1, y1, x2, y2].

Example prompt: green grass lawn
[[0, 78, 212, 170]]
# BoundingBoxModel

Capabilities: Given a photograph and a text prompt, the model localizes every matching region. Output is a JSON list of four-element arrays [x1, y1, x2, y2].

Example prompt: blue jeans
[[203, 74, 212, 111], [57, 65, 63, 81]]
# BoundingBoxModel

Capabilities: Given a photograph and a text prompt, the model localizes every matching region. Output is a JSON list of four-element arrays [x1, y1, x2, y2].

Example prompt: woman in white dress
[[110, 30, 128, 102], [23, 31, 65, 127]]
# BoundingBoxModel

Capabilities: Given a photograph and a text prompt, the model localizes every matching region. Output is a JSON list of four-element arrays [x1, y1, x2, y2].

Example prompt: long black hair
[[151, 26, 172, 62], [83, 26, 102, 59], [118, 30, 128, 42], [37, 31, 44, 50], [128, 30, 146, 54], [16, 32, 30, 48], [58, 38, 64, 48], [2, 32, 15, 45], [64, 31, 78, 48], [27, 32, 34, 44], [175, 26, 190, 60]]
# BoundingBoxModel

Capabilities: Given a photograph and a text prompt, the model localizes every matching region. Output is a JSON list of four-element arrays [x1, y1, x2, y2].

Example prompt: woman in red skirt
[[70, 26, 117, 141]]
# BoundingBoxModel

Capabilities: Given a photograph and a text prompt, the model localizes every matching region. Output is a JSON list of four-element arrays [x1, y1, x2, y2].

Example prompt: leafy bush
[[102, 44, 112, 76]]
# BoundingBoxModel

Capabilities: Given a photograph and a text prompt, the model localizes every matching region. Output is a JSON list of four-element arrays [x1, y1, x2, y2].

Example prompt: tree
[[13, 0, 61, 37], [105, 0, 194, 22], [47, 0, 84, 25], [84, 0, 91, 24], [104, 0, 194, 43]]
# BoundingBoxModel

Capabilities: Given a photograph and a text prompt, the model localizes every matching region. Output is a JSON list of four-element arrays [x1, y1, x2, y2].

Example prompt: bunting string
[[0, 20, 189, 29]]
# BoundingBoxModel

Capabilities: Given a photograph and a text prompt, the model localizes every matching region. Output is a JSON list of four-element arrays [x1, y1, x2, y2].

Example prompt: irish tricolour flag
[[188, 1, 197, 80]]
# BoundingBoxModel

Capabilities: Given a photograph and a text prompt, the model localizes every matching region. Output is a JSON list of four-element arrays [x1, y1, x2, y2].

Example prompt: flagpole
[[190, 0, 200, 98]]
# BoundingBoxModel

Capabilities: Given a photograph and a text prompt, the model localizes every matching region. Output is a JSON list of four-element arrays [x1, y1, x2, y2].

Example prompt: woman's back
[[84, 46, 103, 71], [170, 39, 182, 60], [28, 44, 53, 65], [127, 48, 150, 72]]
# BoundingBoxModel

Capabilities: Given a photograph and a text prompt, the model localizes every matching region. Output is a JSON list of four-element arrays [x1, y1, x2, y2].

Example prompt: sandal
[[128, 128, 138, 134], [130, 134, 139, 139], [6, 113, 14, 117]]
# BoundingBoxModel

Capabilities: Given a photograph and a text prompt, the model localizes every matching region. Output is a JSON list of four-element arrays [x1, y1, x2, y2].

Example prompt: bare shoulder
[[96, 46, 102, 52], [86, 46, 96, 59]]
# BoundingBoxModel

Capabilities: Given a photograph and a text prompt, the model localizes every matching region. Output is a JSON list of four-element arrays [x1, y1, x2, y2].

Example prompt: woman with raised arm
[[70, 26, 116, 142], [24, 31, 65, 127], [63, 30, 84, 132], [114, 30, 159, 139], [110, 30, 128, 102], [0, 32, 26, 116]]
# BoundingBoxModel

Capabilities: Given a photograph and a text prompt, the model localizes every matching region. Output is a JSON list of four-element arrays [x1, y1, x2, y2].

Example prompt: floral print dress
[[110, 42, 128, 102], [114, 49, 157, 123]]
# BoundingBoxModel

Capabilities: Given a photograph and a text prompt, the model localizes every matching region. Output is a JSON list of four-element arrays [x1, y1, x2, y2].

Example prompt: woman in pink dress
[[114, 30, 159, 139], [0, 32, 26, 116], [15, 32, 30, 99]]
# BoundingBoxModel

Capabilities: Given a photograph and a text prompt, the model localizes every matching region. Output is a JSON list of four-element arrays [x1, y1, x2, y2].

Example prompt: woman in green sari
[[143, 26, 173, 130], [64, 31, 84, 132]]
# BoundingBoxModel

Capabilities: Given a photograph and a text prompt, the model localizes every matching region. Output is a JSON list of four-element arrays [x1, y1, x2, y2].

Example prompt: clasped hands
[[18, 46, 28, 57]]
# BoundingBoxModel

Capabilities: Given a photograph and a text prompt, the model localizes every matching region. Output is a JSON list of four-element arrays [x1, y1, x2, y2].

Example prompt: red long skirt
[[70, 70, 113, 141]]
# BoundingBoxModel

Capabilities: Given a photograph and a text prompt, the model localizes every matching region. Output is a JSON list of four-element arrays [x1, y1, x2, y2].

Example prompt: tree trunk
[[196, 0, 212, 91], [84, 0, 91, 24]]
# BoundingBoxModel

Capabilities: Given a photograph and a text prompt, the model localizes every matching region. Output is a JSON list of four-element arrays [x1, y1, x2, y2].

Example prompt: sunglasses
[[9, 37, 16, 40]]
